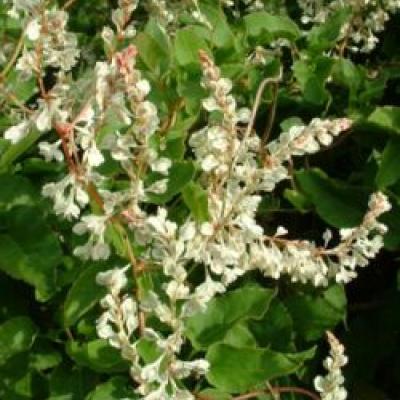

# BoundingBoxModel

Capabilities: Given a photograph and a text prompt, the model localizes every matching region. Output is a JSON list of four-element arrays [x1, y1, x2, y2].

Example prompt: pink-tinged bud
[[338, 118, 352, 131], [116, 45, 138, 74]]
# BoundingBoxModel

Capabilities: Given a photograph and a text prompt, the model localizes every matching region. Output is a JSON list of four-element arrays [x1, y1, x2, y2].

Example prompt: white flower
[[136, 79, 151, 97], [42, 175, 89, 220], [96, 266, 129, 295], [314, 332, 348, 400], [151, 157, 172, 175], [165, 280, 190, 300], [26, 18, 41, 40], [86, 144, 105, 167], [73, 215, 111, 260], [171, 359, 210, 379], [38, 140, 64, 162], [179, 222, 197, 242], [201, 154, 219, 172], [146, 179, 168, 194], [200, 222, 214, 236], [4, 121, 30, 144]]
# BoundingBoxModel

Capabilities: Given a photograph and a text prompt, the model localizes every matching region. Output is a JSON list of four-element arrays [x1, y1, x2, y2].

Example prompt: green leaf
[[66, 339, 129, 373], [0, 129, 44, 173], [135, 21, 171, 74], [223, 323, 257, 348], [381, 201, 400, 250], [332, 58, 362, 94], [249, 299, 293, 351], [182, 182, 209, 222], [0, 274, 30, 321], [175, 27, 209, 66], [368, 106, 400, 134], [293, 57, 334, 105], [285, 285, 347, 342], [136, 338, 163, 364], [0, 317, 38, 366], [63, 263, 108, 328], [376, 137, 400, 188], [308, 7, 352, 52], [295, 168, 369, 228], [49, 365, 96, 400], [186, 286, 276, 349], [199, 3, 235, 49], [206, 344, 315, 393], [244, 11, 300, 42], [158, 116, 197, 160], [7, 71, 37, 102], [29, 339, 62, 371], [0, 206, 63, 301], [284, 189, 312, 213], [146, 161, 195, 204], [0, 174, 38, 210], [85, 377, 137, 400]]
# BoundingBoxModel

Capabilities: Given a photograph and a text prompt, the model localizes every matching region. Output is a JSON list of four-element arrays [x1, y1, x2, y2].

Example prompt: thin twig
[[261, 80, 279, 150], [244, 68, 283, 140], [233, 386, 320, 400], [63, 0, 78, 10], [0, 27, 26, 79]]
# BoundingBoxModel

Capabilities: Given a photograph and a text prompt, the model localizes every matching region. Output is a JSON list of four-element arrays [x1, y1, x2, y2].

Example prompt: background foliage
[[0, 0, 399, 399]]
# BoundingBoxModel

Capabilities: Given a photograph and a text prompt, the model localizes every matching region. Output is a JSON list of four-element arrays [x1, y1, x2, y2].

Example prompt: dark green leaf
[[63, 263, 108, 328], [368, 106, 400, 134], [135, 24, 170, 74], [0, 317, 38, 366], [85, 377, 137, 400], [66, 340, 129, 373], [175, 27, 209, 66], [206, 344, 315, 392], [295, 168, 369, 228], [147, 161, 195, 204], [0, 174, 38, 210], [49, 365, 96, 400], [244, 12, 300, 42], [0, 207, 63, 300], [186, 286, 276, 349], [308, 8, 352, 52], [285, 285, 346, 342], [376, 137, 400, 188], [249, 299, 293, 351], [182, 182, 209, 222]]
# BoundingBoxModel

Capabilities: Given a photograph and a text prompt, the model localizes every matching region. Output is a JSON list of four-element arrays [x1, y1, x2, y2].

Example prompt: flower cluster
[[261, 190, 390, 286], [314, 332, 348, 400], [93, 52, 384, 398], [2, 1, 394, 399], [13, 4, 79, 73], [298, 0, 400, 52], [101, 0, 138, 53], [96, 265, 210, 400]]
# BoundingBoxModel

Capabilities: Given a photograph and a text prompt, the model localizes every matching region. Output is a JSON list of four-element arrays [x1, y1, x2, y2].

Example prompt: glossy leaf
[[63, 263, 108, 328], [0, 317, 38, 366], [186, 286, 276, 349], [182, 181, 209, 222], [295, 168, 369, 228], [206, 344, 315, 392]]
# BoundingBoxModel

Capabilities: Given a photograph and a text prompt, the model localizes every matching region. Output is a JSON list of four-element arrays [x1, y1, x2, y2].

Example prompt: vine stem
[[260, 80, 279, 153], [63, 0, 78, 10], [0, 26, 26, 79], [233, 386, 320, 400], [244, 67, 283, 141]]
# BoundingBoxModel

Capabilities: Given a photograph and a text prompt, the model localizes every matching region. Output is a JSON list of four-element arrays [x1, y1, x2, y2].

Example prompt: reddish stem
[[233, 387, 320, 400]]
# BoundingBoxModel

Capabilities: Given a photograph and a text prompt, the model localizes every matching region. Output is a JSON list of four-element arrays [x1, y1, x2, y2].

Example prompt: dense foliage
[[0, 1, 400, 399]]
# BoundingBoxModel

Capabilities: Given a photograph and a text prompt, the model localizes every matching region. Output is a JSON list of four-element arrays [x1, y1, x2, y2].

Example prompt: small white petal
[[4, 121, 30, 144]]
